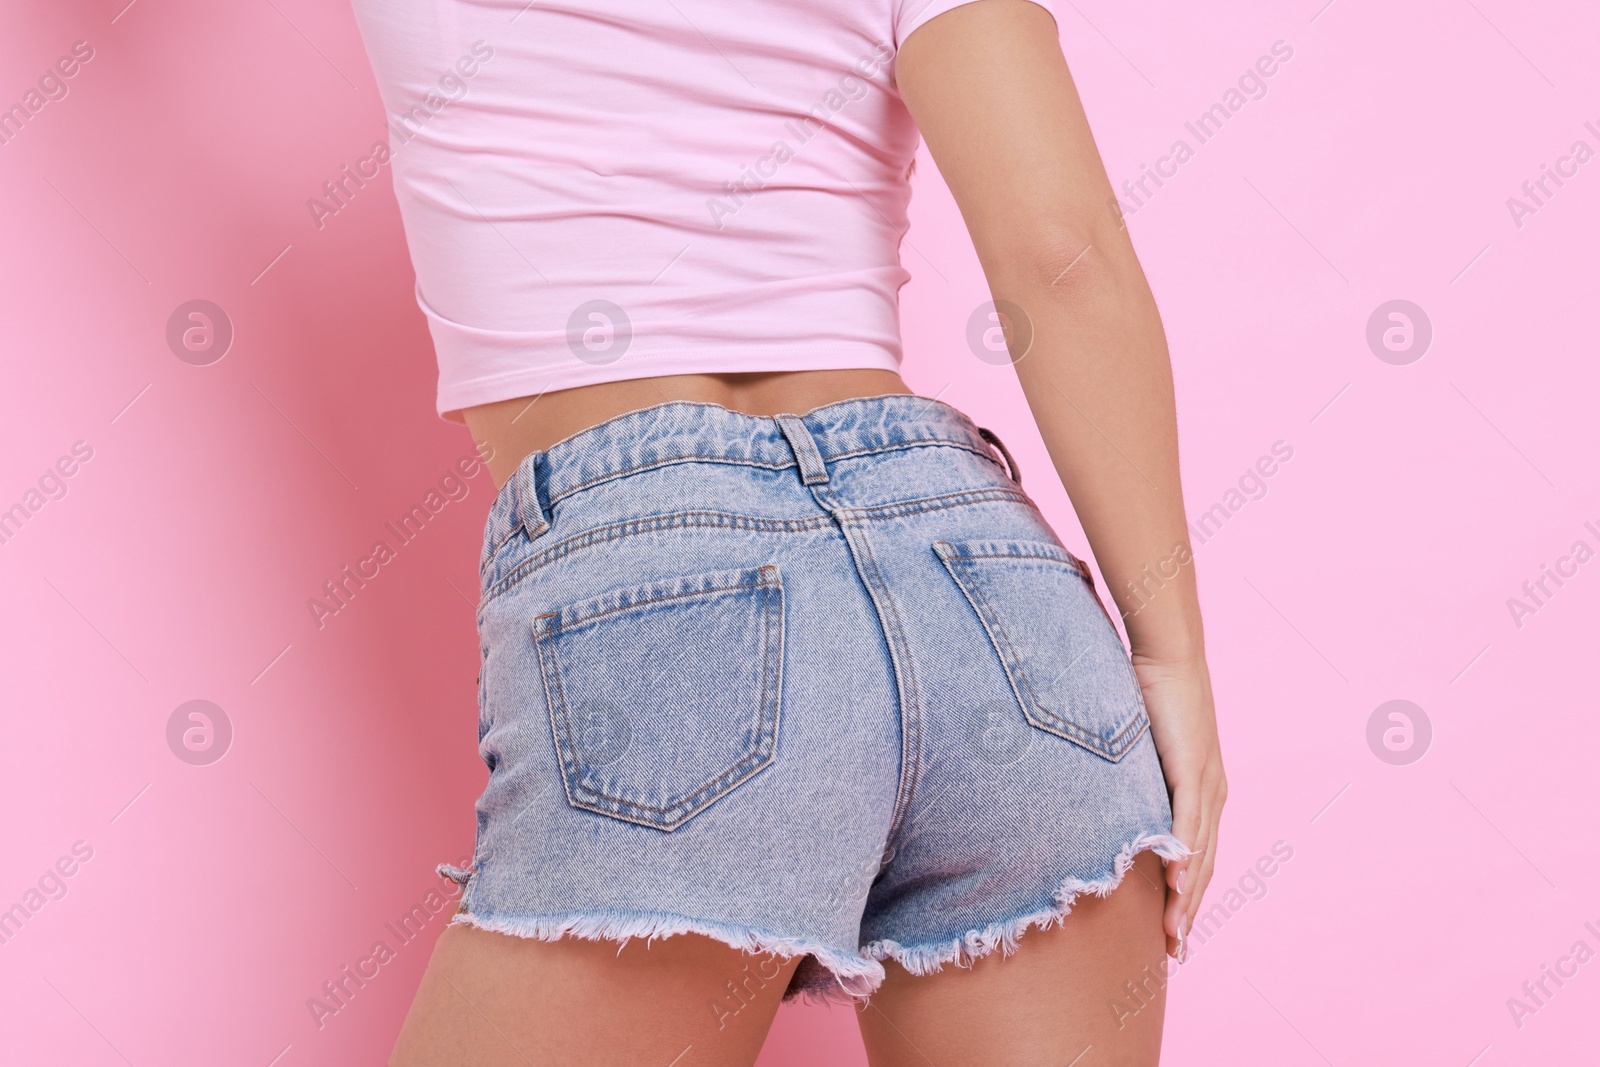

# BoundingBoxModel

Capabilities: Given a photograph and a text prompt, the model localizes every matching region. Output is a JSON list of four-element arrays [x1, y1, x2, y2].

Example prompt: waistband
[[488, 393, 1021, 545]]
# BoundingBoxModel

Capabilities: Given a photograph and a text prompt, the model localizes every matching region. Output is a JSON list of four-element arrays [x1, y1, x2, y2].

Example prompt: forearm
[[981, 231, 1203, 665], [894, 0, 1204, 663]]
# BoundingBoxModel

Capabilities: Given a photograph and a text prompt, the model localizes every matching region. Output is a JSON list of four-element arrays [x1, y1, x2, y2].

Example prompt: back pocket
[[933, 539, 1148, 762], [533, 564, 784, 831]]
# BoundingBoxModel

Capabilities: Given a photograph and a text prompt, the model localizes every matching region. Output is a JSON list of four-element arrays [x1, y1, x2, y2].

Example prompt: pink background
[[3, 1, 1596, 1063]]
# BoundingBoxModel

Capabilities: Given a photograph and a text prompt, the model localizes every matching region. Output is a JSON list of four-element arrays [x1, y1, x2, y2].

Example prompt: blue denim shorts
[[440, 394, 1183, 1002]]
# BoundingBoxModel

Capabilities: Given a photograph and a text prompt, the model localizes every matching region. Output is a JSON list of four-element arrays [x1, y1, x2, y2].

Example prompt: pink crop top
[[349, 0, 1055, 422]]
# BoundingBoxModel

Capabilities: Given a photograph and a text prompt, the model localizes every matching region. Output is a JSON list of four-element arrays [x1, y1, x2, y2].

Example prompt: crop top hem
[[896, 0, 1057, 50]]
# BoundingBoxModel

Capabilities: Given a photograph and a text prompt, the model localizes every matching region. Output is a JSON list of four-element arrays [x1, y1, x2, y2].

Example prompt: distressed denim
[[441, 394, 1184, 1001]]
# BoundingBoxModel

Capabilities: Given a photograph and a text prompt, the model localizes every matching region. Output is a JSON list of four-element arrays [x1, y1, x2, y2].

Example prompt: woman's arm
[[897, 0, 1226, 959]]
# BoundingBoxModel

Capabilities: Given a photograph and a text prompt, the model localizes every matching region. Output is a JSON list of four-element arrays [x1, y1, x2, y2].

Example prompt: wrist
[[1123, 597, 1205, 668], [1130, 641, 1208, 672]]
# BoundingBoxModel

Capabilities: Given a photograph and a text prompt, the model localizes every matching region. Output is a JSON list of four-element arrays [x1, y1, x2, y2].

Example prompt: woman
[[348, 0, 1224, 1062]]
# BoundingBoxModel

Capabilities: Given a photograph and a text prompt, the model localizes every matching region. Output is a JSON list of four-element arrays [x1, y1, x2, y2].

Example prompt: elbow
[[1001, 220, 1133, 308], [972, 214, 1164, 365], [974, 197, 1137, 290]]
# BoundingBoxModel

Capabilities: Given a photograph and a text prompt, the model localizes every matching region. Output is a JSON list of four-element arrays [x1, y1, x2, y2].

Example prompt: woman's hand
[[1133, 653, 1226, 961]]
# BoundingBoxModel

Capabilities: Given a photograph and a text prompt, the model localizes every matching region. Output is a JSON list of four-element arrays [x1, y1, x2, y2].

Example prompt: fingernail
[[1175, 867, 1186, 895], [1177, 926, 1188, 964]]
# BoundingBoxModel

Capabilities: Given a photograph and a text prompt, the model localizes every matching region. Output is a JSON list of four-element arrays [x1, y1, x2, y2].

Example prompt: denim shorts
[[440, 394, 1183, 1002]]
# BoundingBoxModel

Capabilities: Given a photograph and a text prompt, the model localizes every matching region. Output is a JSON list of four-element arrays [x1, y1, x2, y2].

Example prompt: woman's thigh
[[390, 926, 803, 1067], [856, 850, 1171, 1067]]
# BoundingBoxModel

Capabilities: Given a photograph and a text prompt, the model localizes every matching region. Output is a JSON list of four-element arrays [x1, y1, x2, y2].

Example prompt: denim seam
[[437, 863, 478, 914], [483, 511, 832, 604], [537, 616, 582, 819], [773, 418, 923, 859], [549, 747, 779, 825], [942, 549, 1082, 569], [538, 623, 779, 824], [821, 438, 1001, 471], [939, 540, 1120, 630], [843, 487, 1036, 522], [833, 506, 925, 859], [953, 567, 1147, 760], [533, 568, 781, 633], [476, 637, 491, 744], [541, 438, 1001, 508], [482, 525, 520, 568], [481, 488, 1036, 606], [499, 394, 979, 460], [764, 562, 786, 792], [935, 549, 1148, 762], [534, 572, 784, 829]]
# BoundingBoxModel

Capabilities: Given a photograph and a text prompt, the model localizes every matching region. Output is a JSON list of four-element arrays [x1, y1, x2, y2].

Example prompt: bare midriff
[[461, 369, 915, 491]]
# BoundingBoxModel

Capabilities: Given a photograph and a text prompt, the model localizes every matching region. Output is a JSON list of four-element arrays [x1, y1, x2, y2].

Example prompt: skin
[[859, 851, 1171, 1065], [462, 369, 914, 486], [393, 928, 803, 1066], [394, 1, 1225, 1062]]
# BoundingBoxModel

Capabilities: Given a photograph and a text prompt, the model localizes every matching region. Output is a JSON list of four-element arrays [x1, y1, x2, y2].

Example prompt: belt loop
[[977, 426, 1021, 487], [773, 413, 831, 485], [510, 454, 550, 540]]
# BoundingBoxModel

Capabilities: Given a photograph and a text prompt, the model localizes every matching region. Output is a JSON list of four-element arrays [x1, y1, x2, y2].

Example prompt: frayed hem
[[864, 832, 1192, 977], [448, 905, 885, 1003]]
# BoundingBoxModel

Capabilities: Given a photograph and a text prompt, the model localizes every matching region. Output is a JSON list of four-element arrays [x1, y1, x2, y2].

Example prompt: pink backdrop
[[3, 1, 1596, 1063]]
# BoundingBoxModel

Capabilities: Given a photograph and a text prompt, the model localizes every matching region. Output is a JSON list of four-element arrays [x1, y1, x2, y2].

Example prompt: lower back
[[463, 369, 914, 490]]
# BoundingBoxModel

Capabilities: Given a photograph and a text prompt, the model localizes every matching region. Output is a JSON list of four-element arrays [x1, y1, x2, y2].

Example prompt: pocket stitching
[[534, 566, 784, 830], [534, 566, 780, 635], [933, 537, 1084, 571], [933, 541, 1148, 762]]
